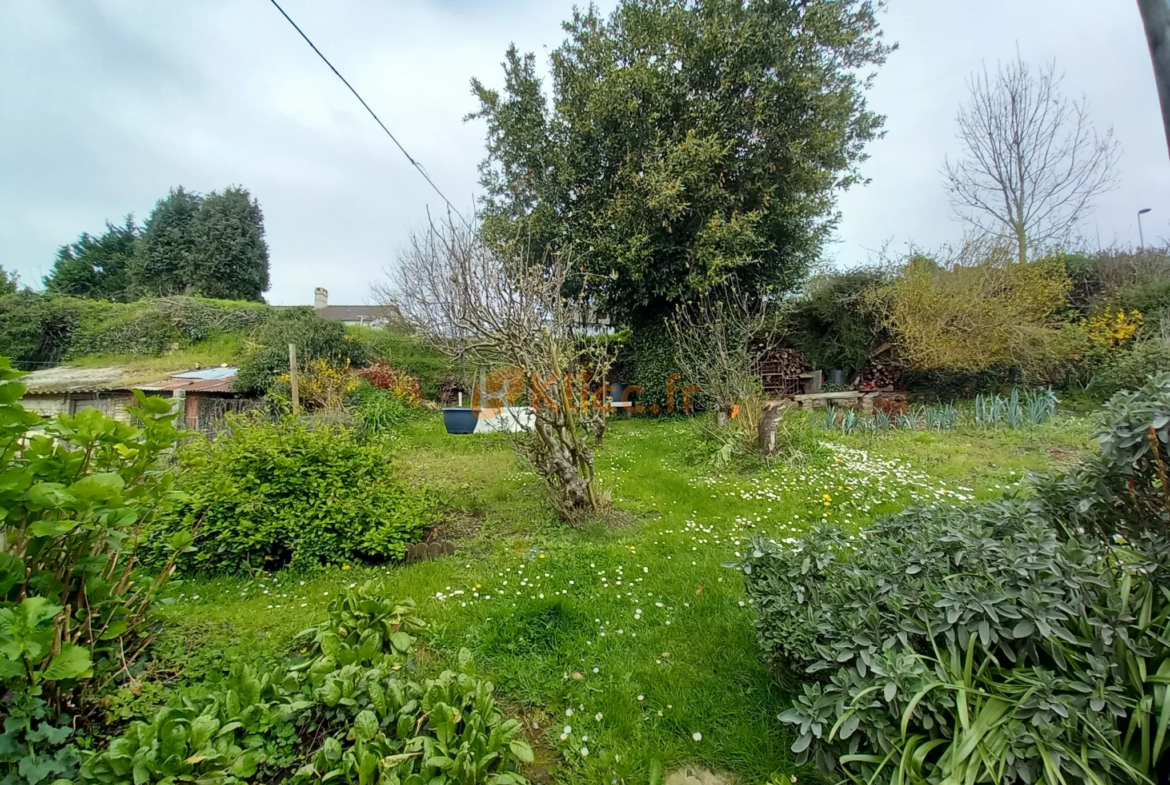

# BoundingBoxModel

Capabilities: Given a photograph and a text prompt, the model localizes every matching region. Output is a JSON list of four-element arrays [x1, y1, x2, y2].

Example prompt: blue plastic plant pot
[[442, 407, 478, 434]]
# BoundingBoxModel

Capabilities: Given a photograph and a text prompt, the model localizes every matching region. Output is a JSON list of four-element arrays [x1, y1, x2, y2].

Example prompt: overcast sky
[[1, 1, 1166, 305]]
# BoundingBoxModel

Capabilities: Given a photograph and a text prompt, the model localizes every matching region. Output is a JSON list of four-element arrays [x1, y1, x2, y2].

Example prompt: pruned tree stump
[[759, 401, 785, 458]]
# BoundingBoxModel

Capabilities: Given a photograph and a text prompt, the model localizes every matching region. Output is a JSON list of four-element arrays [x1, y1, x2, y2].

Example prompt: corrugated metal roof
[[136, 366, 239, 394], [172, 366, 238, 380], [136, 377, 237, 393]]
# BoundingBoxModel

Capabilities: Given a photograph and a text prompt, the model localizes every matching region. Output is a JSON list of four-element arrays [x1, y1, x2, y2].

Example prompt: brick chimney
[[314, 287, 328, 309]]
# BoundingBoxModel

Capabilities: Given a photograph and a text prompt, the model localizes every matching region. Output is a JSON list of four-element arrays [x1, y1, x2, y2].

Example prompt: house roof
[[21, 366, 159, 394], [315, 304, 397, 322], [21, 365, 240, 395]]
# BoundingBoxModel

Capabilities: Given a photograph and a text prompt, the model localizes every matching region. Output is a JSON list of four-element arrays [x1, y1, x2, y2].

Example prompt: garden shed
[[134, 366, 260, 433], [19, 365, 258, 433], [19, 366, 154, 422]]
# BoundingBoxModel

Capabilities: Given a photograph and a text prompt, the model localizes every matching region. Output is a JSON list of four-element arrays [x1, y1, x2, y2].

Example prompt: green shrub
[[234, 309, 366, 393], [0, 292, 85, 368], [782, 267, 888, 375], [1091, 338, 1170, 395], [82, 584, 533, 785], [0, 293, 270, 368], [70, 306, 182, 357], [737, 374, 1170, 784], [0, 356, 192, 784], [630, 321, 678, 414], [354, 383, 416, 436], [70, 297, 270, 359], [148, 416, 435, 572], [347, 326, 450, 400]]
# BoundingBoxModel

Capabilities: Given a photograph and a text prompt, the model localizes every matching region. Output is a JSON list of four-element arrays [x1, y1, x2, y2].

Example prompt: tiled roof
[[315, 304, 398, 322]]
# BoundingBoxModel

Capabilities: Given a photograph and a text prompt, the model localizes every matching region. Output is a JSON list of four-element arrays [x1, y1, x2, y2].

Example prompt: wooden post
[[288, 344, 300, 415]]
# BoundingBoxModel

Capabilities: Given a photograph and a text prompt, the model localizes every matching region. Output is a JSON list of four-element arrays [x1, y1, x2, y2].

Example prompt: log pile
[[755, 348, 811, 397], [855, 359, 904, 391]]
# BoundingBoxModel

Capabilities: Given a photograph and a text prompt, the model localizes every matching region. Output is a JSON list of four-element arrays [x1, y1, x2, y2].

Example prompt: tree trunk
[[533, 417, 594, 512], [716, 404, 732, 428]]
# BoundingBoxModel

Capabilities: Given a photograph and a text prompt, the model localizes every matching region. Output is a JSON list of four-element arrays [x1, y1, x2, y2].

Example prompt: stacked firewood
[[855, 360, 904, 391], [755, 347, 811, 396]]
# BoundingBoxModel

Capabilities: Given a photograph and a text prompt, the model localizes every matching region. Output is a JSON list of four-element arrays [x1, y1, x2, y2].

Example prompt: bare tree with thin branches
[[944, 54, 1119, 263], [373, 213, 613, 519]]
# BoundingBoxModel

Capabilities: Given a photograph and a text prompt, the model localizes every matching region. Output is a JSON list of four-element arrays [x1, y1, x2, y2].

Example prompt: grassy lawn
[[156, 410, 1094, 784]]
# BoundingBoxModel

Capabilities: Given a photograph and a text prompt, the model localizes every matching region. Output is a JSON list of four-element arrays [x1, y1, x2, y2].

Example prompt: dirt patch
[[427, 509, 483, 542], [1047, 447, 1082, 464], [498, 700, 559, 783], [665, 767, 735, 785]]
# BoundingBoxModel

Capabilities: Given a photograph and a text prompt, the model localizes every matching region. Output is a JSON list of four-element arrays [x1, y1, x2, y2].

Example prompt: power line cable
[[266, 0, 465, 221]]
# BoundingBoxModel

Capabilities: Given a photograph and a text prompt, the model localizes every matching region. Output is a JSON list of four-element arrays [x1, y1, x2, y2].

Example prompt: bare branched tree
[[374, 213, 613, 519], [944, 54, 1119, 263], [667, 285, 776, 454]]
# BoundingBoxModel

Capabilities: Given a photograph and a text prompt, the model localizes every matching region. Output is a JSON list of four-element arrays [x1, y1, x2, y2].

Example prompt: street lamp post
[[1139, 208, 1153, 249]]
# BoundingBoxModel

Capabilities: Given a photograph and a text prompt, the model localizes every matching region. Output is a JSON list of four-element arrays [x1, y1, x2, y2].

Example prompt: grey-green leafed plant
[[823, 405, 838, 430], [736, 372, 1170, 784]]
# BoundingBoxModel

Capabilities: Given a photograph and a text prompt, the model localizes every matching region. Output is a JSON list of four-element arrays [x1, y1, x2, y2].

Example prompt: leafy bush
[[630, 322, 678, 414], [83, 583, 533, 785], [148, 416, 436, 572], [0, 359, 191, 687], [357, 360, 424, 406], [0, 293, 85, 369], [0, 293, 270, 369], [738, 374, 1170, 784], [235, 309, 366, 393], [1091, 338, 1170, 395], [875, 254, 1083, 380], [67, 296, 269, 359], [0, 356, 193, 784], [782, 267, 888, 375], [278, 358, 360, 412], [347, 326, 450, 400], [354, 383, 416, 436]]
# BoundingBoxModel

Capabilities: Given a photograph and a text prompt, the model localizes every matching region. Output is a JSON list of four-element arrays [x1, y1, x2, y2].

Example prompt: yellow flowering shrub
[[1088, 307, 1143, 348], [279, 358, 359, 411]]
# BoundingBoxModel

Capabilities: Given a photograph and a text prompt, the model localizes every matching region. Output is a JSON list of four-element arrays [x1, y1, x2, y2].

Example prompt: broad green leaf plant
[[84, 582, 533, 785], [0, 354, 196, 784]]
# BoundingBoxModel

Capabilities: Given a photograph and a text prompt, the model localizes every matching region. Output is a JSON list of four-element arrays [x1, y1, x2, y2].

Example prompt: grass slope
[[156, 412, 1093, 784]]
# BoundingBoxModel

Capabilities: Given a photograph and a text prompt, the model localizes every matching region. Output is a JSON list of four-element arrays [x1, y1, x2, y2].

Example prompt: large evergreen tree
[[471, 0, 890, 325], [43, 216, 138, 300], [185, 186, 270, 301], [0, 265, 17, 296], [130, 186, 203, 296]]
